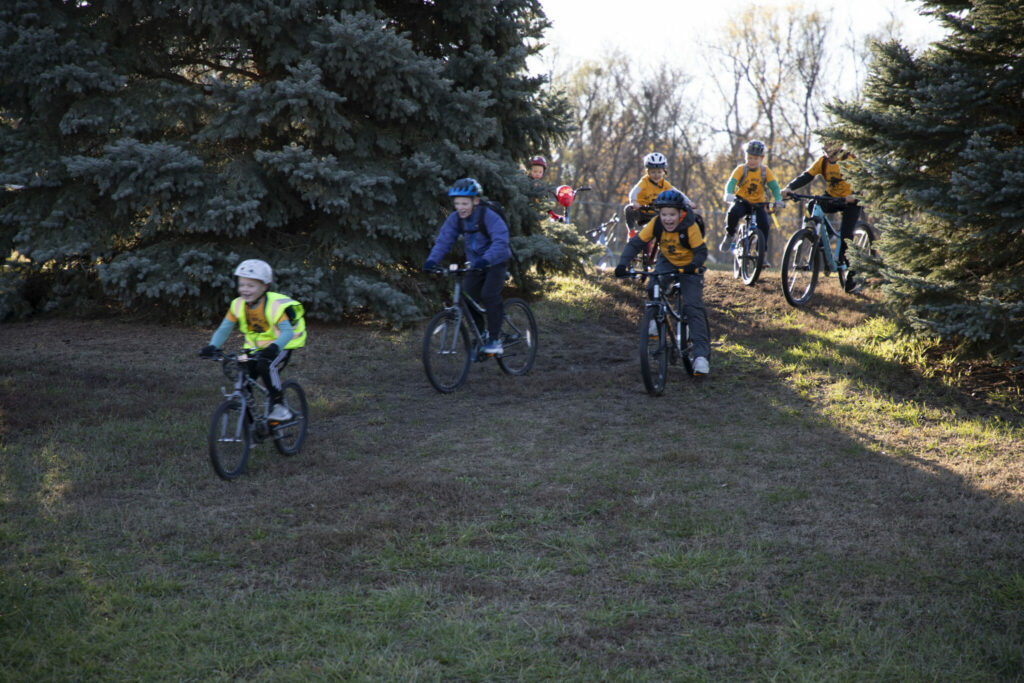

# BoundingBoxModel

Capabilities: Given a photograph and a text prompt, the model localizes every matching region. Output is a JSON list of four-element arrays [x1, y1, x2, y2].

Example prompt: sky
[[531, 0, 946, 75]]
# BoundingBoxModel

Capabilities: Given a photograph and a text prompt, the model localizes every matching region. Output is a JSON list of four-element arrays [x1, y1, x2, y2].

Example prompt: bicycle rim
[[781, 229, 819, 307], [497, 298, 538, 376], [741, 229, 765, 285], [272, 381, 308, 456], [209, 399, 250, 480], [422, 310, 471, 393], [639, 307, 668, 396]]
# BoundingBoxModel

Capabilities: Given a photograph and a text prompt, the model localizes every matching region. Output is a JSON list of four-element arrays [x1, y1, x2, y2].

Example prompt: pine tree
[[827, 0, 1024, 362], [0, 0, 571, 322]]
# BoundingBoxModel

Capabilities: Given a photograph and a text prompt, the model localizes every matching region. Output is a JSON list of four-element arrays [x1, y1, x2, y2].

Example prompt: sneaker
[[843, 274, 862, 294], [718, 233, 735, 251], [268, 403, 293, 421], [692, 356, 709, 375], [480, 339, 503, 356]]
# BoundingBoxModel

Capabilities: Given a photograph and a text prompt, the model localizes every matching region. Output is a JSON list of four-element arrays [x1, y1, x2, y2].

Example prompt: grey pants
[[647, 261, 710, 359]]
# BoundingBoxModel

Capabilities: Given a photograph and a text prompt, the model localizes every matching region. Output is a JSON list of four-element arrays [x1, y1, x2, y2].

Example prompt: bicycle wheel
[[781, 228, 820, 307], [209, 399, 251, 480], [497, 298, 538, 376], [838, 223, 876, 291], [731, 228, 742, 279], [639, 306, 668, 396], [740, 227, 766, 286], [422, 310, 471, 393], [272, 380, 308, 456]]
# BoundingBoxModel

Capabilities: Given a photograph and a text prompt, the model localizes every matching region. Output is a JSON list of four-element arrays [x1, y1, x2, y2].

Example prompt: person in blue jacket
[[423, 178, 512, 355]]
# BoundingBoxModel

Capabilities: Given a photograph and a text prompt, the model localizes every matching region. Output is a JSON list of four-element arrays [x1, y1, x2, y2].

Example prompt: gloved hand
[[723, 192, 736, 203], [614, 264, 628, 278], [422, 259, 437, 272], [257, 343, 280, 361], [199, 344, 218, 358], [773, 201, 784, 212], [471, 258, 489, 270]]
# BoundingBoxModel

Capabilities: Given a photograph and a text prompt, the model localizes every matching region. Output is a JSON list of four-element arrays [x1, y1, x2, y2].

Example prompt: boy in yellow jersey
[[624, 152, 687, 231], [719, 140, 783, 253], [615, 189, 710, 375], [199, 259, 307, 420], [782, 141, 862, 291]]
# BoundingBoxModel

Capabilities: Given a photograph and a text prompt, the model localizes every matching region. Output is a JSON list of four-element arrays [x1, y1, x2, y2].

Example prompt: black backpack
[[467, 199, 519, 265]]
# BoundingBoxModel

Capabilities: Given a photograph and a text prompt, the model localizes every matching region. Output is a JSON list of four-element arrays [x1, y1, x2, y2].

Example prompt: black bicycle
[[781, 194, 876, 307], [422, 265, 538, 393], [203, 351, 308, 480], [625, 268, 709, 395], [730, 199, 770, 286]]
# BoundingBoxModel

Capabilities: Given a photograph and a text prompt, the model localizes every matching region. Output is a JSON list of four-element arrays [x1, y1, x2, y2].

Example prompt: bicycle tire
[[740, 227, 766, 286], [209, 399, 251, 480], [422, 310, 471, 393], [639, 306, 668, 396], [272, 380, 308, 456], [497, 298, 538, 376], [781, 228, 820, 307], [838, 223, 877, 292]]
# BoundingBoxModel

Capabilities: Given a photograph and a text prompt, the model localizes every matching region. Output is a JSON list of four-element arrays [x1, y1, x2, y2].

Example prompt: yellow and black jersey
[[726, 164, 779, 203], [628, 174, 675, 207], [806, 155, 853, 198], [636, 216, 705, 269]]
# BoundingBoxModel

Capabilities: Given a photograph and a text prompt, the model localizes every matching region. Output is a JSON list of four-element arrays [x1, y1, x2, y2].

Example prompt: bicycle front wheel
[[740, 228, 766, 286], [497, 298, 538, 376], [209, 399, 251, 480], [272, 380, 308, 456], [422, 310, 471, 393], [639, 307, 668, 396], [781, 229, 820, 307]]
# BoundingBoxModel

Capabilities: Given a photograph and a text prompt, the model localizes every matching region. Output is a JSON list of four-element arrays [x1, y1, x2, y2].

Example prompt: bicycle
[[202, 350, 309, 480], [422, 264, 538, 393], [546, 184, 591, 224], [729, 199, 770, 286], [624, 267, 710, 396], [624, 203, 659, 269], [780, 193, 876, 307], [585, 213, 621, 270]]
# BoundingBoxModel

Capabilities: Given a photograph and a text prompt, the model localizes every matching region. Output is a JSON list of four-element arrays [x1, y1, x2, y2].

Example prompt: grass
[[2, 270, 1023, 680]]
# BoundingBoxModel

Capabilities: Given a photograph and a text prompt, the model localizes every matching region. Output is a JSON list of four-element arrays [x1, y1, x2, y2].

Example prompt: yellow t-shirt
[[807, 155, 853, 198], [631, 174, 675, 207], [729, 164, 777, 203], [637, 217, 704, 268]]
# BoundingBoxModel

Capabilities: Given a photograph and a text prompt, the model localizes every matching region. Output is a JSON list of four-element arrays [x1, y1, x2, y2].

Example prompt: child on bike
[[423, 178, 512, 356], [719, 140, 784, 254], [781, 141, 862, 292], [199, 259, 307, 420], [614, 189, 710, 376], [623, 152, 684, 231]]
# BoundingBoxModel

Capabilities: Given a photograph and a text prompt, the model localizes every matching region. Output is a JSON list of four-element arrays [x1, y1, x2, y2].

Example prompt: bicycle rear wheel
[[781, 228, 820, 307], [497, 298, 538, 376], [272, 380, 308, 456], [639, 307, 668, 396], [740, 228, 766, 285], [209, 399, 251, 480], [839, 223, 876, 292], [422, 310, 471, 393]]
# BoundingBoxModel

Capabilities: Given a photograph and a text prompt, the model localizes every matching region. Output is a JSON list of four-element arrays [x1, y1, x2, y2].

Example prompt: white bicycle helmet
[[234, 259, 272, 284], [644, 152, 667, 169]]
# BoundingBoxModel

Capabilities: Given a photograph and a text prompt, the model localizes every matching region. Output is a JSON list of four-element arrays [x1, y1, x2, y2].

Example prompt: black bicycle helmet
[[745, 140, 767, 156], [448, 178, 483, 197], [652, 189, 688, 210]]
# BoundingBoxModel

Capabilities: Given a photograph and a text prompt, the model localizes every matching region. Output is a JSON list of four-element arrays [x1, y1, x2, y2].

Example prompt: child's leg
[[679, 275, 710, 359], [462, 269, 486, 335], [480, 262, 508, 338], [257, 348, 291, 403]]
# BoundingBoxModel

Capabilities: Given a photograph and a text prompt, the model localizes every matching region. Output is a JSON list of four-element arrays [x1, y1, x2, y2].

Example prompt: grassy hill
[[2, 270, 1022, 680]]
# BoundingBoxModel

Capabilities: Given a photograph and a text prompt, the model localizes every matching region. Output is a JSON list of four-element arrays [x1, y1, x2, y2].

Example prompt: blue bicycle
[[781, 193, 876, 307]]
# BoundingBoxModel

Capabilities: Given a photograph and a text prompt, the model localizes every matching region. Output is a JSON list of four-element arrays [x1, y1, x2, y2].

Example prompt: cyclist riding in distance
[[624, 152, 689, 231], [781, 140, 863, 292], [615, 189, 711, 376], [199, 259, 307, 421], [719, 140, 783, 253], [527, 155, 547, 181], [423, 178, 512, 356]]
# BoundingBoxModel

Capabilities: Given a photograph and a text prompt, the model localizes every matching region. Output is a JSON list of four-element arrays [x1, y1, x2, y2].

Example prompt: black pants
[[244, 348, 291, 403], [463, 261, 508, 339], [819, 200, 860, 261], [726, 201, 771, 239], [624, 205, 656, 231]]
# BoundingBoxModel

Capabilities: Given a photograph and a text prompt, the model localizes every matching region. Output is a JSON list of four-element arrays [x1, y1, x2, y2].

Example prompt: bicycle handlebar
[[425, 264, 483, 276]]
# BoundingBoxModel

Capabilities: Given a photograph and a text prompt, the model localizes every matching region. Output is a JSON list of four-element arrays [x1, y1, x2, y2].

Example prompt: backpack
[[469, 199, 520, 265], [651, 210, 706, 249]]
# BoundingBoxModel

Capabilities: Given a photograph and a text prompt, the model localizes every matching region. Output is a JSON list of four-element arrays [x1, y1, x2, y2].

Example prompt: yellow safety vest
[[229, 292, 307, 350]]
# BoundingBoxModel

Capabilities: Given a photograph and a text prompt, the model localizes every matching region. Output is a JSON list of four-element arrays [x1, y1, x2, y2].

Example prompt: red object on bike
[[555, 185, 575, 207]]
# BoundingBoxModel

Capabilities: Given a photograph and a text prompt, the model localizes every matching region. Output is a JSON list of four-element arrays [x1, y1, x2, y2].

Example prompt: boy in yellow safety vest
[[199, 259, 307, 420]]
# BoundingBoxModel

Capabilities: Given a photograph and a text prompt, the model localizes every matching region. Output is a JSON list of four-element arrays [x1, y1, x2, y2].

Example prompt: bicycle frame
[[806, 201, 843, 273], [435, 270, 489, 353], [646, 275, 685, 360]]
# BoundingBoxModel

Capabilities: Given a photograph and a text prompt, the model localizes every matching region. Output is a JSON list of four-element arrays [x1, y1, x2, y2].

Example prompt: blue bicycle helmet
[[745, 140, 767, 156], [448, 178, 483, 197], [652, 189, 688, 210]]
